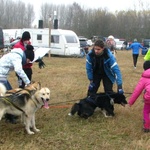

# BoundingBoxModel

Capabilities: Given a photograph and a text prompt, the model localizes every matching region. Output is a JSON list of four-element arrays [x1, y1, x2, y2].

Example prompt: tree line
[[1, 0, 150, 42]]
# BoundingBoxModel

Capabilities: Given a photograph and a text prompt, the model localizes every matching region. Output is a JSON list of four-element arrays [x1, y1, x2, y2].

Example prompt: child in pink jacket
[[128, 61, 150, 132]]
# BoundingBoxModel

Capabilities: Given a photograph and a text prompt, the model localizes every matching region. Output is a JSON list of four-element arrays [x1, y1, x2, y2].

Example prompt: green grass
[[1, 50, 150, 150]]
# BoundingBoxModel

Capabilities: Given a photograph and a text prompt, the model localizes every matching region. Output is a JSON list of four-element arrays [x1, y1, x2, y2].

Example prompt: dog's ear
[[70, 103, 79, 115]]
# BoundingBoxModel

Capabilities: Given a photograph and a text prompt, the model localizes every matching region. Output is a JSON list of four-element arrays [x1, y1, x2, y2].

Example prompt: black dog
[[68, 92, 127, 119]]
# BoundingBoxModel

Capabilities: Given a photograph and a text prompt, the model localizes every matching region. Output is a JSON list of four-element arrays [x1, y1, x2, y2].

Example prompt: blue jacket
[[127, 42, 144, 54], [86, 48, 123, 86]]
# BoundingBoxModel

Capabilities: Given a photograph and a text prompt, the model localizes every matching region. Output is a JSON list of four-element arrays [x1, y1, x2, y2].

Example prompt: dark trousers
[[132, 54, 139, 67], [17, 68, 32, 88], [88, 74, 113, 96]]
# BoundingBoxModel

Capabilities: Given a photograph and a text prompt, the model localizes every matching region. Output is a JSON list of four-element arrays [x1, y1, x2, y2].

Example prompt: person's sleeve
[[12, 58, 30, 85], [128, 78, 144, 106], [109, 55, 122, 86], [126, 44, 132, 50], [86, 54, 93, 81]]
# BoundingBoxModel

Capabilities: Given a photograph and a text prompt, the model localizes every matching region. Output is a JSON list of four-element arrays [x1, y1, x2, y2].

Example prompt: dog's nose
[[46, 99, 49, 101]]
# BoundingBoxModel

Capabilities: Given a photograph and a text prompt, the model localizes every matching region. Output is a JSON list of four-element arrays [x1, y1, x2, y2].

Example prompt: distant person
[[86, 40, 124, 96], [126, 38, 144, 69], [106, 35, 116, 56], [128, 61, 150, 132], [123, 40, 128, 49], [0, 45, 34, 123]]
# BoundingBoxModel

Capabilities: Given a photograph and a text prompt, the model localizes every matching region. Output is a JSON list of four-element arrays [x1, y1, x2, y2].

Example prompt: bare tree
[[25, 4, 35, 27], [0, 0, 5, 26], [1, 0, 150, 43], [0, 0, 35, 29]]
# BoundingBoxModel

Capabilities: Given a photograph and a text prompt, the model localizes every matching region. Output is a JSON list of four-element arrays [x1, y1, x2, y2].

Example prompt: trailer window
[[65, 35, 78, 43], [51, 35, 59, 43], [37, 34, 42, 40]]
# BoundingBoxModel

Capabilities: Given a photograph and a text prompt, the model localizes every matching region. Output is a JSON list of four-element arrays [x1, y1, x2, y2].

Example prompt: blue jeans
[[0, 80, 12, 90], [0, 79, 17, 123]]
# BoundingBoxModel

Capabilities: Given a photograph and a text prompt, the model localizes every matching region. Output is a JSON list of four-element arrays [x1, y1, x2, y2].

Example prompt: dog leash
[[124, 92, 132, 98], [48, 98, 82, 108], [49, 105, 72, 108], [49, 98, 81, 106]]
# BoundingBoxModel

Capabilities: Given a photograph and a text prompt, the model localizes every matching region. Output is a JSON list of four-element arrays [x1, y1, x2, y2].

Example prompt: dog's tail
[[0, 83, 7, 96]]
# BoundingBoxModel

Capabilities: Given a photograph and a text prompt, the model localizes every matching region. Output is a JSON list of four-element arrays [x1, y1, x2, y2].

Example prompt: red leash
[[49, 105, 72, 108]]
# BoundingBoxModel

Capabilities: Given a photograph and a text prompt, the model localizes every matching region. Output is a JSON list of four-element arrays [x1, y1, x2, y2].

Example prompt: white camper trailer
[[17, 28, 81, 56], [51, 29, 81, 56]]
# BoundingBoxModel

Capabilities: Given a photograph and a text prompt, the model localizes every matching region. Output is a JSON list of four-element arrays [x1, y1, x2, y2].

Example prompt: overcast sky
[[19, 0, 150, 25]]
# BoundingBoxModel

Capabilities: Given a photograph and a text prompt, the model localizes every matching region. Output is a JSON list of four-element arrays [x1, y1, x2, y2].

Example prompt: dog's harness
[[86, 96, 97, 107], [7, 88, 39, 108], [105, 93, 114, 105], [86, 93, 115, 107], [31, 96, 40, 108], [1, 96, 28, 117]]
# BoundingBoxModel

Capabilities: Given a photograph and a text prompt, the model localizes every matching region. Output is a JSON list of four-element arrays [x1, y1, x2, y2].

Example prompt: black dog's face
[[69, 99, 95, 119]]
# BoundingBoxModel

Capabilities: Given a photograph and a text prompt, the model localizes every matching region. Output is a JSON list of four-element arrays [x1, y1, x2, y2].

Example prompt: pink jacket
[[128, 69, 150, 105]]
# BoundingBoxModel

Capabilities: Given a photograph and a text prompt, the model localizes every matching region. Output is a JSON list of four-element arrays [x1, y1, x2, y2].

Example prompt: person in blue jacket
[[86, 39, 124, 96], [126, 38, 144, 69]]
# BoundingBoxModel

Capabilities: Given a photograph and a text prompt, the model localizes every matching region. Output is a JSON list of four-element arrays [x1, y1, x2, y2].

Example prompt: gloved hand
[[88, 82, 95, 91], [118, 89, 124, 94], [117, 84, 124, 94], [38, 59, 46, 69]]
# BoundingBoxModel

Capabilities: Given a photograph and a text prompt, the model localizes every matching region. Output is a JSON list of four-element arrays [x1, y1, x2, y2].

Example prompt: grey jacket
[[0, 48, 30, 85]]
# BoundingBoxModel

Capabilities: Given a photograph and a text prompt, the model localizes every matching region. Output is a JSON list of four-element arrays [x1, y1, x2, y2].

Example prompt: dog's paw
[[101, 109, 114, 118], [104, 115, 113, 118], [27, 131, 35, 135], [34, 128, 40, 132], [68, 113, 73, 116]]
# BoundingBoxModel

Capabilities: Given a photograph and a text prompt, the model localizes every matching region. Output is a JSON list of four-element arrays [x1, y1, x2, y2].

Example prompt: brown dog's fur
[[0, 82, 50, 134]]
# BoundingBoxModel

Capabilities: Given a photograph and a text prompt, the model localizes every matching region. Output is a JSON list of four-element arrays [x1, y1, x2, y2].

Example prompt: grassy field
[[1, 50, 150, 150]]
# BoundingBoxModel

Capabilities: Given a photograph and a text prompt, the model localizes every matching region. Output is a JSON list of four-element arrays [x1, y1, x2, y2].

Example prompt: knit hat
[[22, 31, 31, 41], [24, 45, 34, 61], [143, 61, 150, 70], [108, 35, 114, 40], [134, 38, 137, 42]]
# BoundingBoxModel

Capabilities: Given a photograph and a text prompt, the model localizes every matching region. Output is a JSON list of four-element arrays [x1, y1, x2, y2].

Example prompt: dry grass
[[0, 50, 150, 150]]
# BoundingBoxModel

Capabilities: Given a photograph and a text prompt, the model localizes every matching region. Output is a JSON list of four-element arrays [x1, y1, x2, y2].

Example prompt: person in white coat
[[0, 45, 34, 123]]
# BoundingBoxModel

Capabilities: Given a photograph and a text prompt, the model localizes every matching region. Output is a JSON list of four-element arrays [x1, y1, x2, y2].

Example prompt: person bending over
[[86, 39, 124, 96]]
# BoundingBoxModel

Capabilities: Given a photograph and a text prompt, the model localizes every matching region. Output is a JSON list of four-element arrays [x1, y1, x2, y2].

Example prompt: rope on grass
[[48, 92, 132, 108], [49, 105, 72, 108], [48, 98, 80, 108]]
